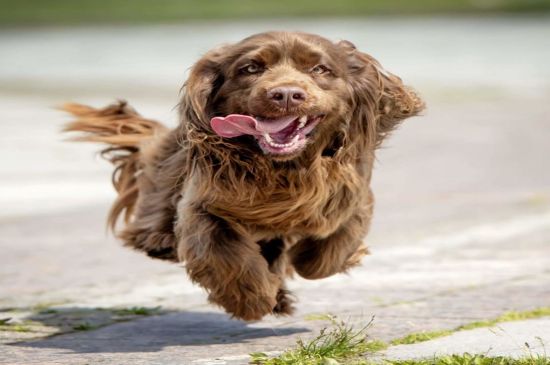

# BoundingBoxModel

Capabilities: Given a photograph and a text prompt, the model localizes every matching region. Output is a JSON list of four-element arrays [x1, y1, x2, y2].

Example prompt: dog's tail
[[62, 101, 168, 231]]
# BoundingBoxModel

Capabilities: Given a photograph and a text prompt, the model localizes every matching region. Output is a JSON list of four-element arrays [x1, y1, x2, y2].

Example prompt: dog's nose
[[267, 86, 307, 108]]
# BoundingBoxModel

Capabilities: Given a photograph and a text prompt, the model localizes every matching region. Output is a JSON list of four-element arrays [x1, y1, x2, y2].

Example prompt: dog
[[63, 31, 424, 320]]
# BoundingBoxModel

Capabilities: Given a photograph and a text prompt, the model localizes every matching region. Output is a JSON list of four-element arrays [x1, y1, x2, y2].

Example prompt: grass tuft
[[458, 307, 550, 331], [391, 330, 454, 345], [12, 324, 32, 332], [364, 339, 389, 352], [0, 323, 33, 332], [382, 353, 550, 365], [248, 312, 550, 364], [73, 322, 95, 331], [391, 307, 550, 346], [112, 306, 161, 316], [305, 314, 336, 322], [250, 317, 376, 365], [38, 309, 59, 315]]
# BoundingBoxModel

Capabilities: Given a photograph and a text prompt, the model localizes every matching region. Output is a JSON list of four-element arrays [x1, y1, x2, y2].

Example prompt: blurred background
[[1, 0, 550, 361], [1, 0, 549, 218]]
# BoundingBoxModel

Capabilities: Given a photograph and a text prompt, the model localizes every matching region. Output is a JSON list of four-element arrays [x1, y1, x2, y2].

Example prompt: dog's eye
[[311, 64, 330, 75], [240, 63, 263, 75]]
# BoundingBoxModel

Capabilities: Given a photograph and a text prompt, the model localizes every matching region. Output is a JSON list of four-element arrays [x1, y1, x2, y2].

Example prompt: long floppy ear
[[179, 46, 230, 132], [339, 40, 425, 146]]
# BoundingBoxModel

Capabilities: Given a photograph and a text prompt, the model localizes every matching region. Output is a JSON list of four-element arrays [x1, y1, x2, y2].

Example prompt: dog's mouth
[[210, 114, 323, 155]]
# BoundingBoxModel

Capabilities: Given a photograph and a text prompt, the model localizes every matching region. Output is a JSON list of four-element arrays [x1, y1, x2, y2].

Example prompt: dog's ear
[[180, 46, 229, 131], [338, 40, 425, 146]]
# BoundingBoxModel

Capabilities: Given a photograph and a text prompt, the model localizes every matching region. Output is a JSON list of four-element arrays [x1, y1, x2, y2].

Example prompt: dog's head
[[181, 32, 424, 161]]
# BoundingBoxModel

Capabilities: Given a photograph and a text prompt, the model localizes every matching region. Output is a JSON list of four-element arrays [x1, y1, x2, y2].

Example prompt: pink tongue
[[210, 114, 297, 138]]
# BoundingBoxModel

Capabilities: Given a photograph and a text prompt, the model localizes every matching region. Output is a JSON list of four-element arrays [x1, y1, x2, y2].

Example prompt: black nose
[[267, 86, 307, 109]]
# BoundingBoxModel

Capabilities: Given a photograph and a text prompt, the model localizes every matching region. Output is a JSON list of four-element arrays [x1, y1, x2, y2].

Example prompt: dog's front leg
[[288, 212, 369, 280], [176, 204, 280, 320]]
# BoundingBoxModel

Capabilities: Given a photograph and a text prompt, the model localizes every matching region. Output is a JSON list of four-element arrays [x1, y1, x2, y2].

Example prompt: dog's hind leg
[[120, 188, 179, 261], [119, 131, 188, 262], [63, 101, 180, 261]]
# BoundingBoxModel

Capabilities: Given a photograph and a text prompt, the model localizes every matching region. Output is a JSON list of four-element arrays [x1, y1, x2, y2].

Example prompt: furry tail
[[62, 101, 168, 231]]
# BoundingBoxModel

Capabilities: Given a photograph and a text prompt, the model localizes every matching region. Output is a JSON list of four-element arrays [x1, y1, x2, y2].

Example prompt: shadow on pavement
[[8, 308, 309, 353]]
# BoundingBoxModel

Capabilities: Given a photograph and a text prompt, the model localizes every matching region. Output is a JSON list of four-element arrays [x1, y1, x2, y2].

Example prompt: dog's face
[[182, 32, 424, 161]]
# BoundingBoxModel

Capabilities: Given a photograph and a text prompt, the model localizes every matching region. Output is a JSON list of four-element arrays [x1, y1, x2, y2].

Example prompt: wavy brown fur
[[63, 32, 424, 320], [62, 101, 168, 231]]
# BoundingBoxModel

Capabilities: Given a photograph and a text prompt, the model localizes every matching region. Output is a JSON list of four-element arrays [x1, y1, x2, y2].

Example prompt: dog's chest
[[208, 159, 365, 236]]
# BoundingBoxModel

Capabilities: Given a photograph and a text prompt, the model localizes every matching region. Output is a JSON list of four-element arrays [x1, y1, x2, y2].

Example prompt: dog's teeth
[[298, 116, 307, 128], [263, 132, 300, 149]]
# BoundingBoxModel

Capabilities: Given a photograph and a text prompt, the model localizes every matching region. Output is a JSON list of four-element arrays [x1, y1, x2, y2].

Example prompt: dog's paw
[[211, 292, 277, 321], [273, 288, 295, 316], [208, 270, 281, 321], [343, 245, 369, 270]]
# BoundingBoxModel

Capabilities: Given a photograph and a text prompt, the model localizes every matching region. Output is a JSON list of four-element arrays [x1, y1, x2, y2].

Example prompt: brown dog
[[63, 31, 424, 320]]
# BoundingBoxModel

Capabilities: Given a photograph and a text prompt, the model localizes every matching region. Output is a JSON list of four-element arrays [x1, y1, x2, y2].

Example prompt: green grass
[[383, 353, 550, 365], [38, 309, 59, 315], [391, 307, 550, 346], [1, 0, 550, 26], [458, 307, 550, 331], [0, 319, 38, 333], [112, 306, 161, 316], [250, 309, 550, 364], [250, 328, 548, 365], [72, 322, 95, 331], [391, 330, 454, 346], [305, 313, 336, 322], [250, 318, 377, 365], [0, 324, 33, 332], [251, 308, 550, 363], [364, 339, 389, 352], [31, 301, 69, 312], [0, 317, 37, 333], [0, 305, 163, 337]]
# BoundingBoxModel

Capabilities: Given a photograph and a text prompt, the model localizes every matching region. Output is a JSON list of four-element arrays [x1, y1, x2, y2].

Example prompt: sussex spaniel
[[63, 31, 424, 320]]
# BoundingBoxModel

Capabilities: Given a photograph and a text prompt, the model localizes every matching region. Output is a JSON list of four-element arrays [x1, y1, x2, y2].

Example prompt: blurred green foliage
[[1, 0, 549, 25]]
